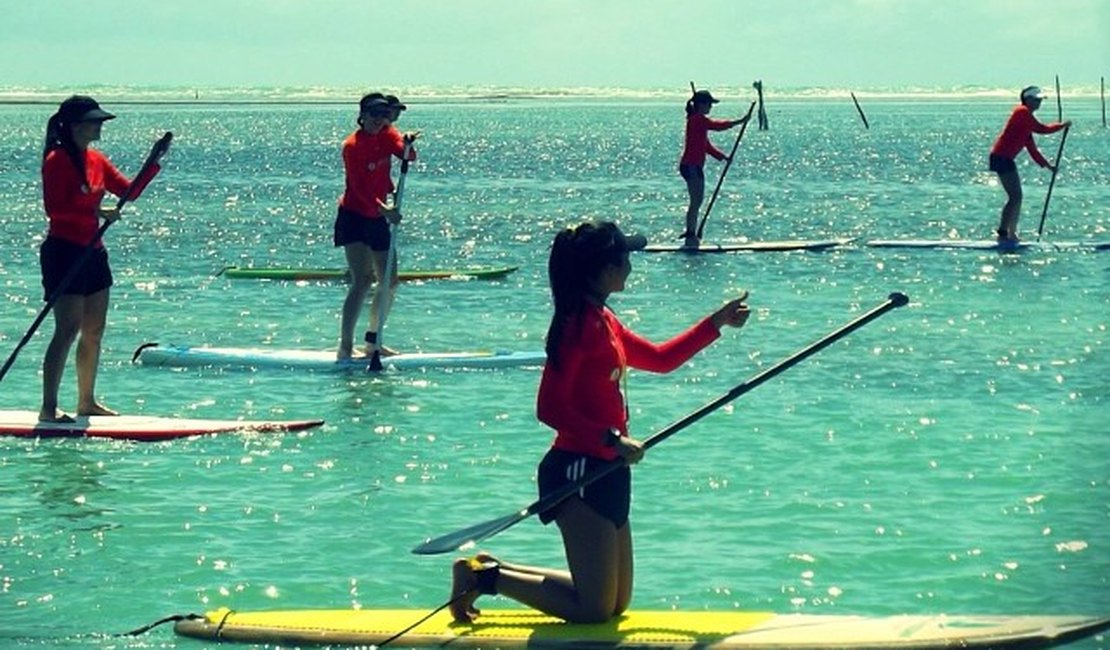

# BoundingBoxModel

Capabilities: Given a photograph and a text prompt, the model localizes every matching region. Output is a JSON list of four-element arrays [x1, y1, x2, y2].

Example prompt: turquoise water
[[0, 92, 1107, 648]]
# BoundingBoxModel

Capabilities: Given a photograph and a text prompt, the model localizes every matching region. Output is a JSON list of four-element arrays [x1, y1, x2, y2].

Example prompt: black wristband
[[603, 427, 621, 447]]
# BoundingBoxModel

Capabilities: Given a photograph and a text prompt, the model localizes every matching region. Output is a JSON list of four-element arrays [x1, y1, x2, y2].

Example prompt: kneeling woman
[[450, 221, 751, 623]]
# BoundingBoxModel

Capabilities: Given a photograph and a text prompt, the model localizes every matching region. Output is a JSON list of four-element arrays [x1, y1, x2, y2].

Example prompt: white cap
[[1021, 86, 1046, 103]]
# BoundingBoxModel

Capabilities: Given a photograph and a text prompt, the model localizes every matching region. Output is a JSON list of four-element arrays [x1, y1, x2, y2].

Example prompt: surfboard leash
[[116, 611, 208, 636], [374, 592, 470, 649]]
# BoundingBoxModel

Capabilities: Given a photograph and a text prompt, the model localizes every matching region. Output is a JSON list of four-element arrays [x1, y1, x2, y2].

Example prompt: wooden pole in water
[[850, 91, 870, 129], [1054, 74, 1062, 121], [1102, 76, 1106, 128]]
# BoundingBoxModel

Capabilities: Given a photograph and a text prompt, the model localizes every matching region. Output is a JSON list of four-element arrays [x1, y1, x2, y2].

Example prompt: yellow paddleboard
[[174, 607, 1109, 649]]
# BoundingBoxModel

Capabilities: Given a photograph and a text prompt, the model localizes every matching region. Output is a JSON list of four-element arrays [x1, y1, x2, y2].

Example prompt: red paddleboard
[[0, 410, 324, 441]]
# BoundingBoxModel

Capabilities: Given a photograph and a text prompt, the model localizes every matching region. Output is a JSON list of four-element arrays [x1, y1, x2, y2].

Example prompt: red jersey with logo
[[680, 113, 732, 167], [537, 303, 721, 461], [338, 126, 415, 219], [990, 105, 1065, 168], [42, 148, 159, 247]]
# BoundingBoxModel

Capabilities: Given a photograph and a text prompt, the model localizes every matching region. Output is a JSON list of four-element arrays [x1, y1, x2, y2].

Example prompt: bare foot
[[337, 348, 367, 361], [449, 558, 480, 623], [38, 409, 76, 423], [77, 403, 119, 417], [364, 345, 401, 358]]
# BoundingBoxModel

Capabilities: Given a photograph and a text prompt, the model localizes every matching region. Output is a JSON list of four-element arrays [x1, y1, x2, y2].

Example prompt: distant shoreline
[[1, 83, 1105, 105]]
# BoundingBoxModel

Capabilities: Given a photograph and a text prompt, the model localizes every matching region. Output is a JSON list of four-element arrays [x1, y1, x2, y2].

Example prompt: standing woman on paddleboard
[[679, 89, 747, 249], [335, 92, 418, 359], [39, 95, 166, 422], [449, 221, 751, 623], [989, 86, 1070, 243]]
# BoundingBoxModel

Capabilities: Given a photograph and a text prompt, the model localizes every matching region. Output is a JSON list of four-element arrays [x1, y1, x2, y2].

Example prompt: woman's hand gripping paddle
[[0, 132, 172, 384], [368, 139, 413, 372], [411, 291, 910, 554]]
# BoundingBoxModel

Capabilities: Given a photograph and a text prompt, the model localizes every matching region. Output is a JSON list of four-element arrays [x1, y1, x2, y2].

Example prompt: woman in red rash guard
[[39, 95, 165, 422], [989, 85, 1070, 242], [679, 89, 747, 248], [448, 221, 751, 623], [334, 92, 418, 359]]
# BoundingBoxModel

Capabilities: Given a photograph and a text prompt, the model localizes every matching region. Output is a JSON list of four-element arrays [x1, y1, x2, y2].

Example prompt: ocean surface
[[0, 87, 1107, 649]]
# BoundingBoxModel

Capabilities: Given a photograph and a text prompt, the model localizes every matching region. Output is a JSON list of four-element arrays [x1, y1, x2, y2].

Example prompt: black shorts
[[333, 207, 391, 251], [40, 236, 112, 301], [679, 164, 704, 182], [537, 448, 631, 527], [989, 154, 1017, 174]]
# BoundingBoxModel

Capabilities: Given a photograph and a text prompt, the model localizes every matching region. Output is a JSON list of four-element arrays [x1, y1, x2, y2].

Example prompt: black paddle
[[1035, 124, 1070, 242], [412, 291, 910, 555], [0, 132, 173, 384], [696, 101, 757, 240], [368, 139, 413, 372]]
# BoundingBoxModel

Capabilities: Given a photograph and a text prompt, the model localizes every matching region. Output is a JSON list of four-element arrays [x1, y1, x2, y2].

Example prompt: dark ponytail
[[544, 222, 626, 369], [545, 228, 583, 369], [685, 97, 695, 116], [42, 111, 86, 183]]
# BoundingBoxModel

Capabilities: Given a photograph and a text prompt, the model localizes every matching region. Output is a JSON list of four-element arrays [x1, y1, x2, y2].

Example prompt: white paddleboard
[[866, 239, 1110, 251], [0, 410, 323, 441], [643, 238, 851, 253], [133, 343, 546, 372]]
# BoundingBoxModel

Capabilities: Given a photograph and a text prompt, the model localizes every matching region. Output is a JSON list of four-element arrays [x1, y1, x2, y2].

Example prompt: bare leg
[[76, 288, 116, 416], [683, 173, 704, 247], [453, 498, 631, 624], [40, 294, 83, 422], [339, 243, 375, 359], [996, 170, 1023, 240]]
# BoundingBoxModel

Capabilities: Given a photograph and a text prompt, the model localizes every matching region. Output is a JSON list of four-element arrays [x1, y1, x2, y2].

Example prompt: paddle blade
[[412, 510, 528, 555], [368, 351, 383, 372]]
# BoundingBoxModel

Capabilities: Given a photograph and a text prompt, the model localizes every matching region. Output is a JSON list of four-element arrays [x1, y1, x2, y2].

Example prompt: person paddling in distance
[[989, 85, 1070, 243], [448, 220, 751, 624], [335, 92, 418, 360], [39, 95, 167, 422], [679, 89, 748, 249]]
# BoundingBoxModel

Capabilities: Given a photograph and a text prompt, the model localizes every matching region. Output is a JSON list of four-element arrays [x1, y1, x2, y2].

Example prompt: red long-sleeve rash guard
[[42, 148, 159, 247], [990, 105, 1066, 168], [680, 113, 733, 167], [537, 304, 721, 461], [338, 126, 414, 219]]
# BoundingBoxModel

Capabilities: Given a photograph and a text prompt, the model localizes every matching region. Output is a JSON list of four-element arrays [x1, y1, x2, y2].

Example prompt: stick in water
[[1035, 124, 1070, 242], [412, 292, 910, 555], [1055, 74, 1063, 123], [696, 101, 757, 240], [368, 140, 413, 372], [850, 91, 870, 130], [0, 132, 173, 384]]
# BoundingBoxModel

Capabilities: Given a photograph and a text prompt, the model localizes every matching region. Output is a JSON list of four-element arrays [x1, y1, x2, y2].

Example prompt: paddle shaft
[[1035, 124, 1070, 242], [0, 132, 172, 384], [696, 101, 757, 240], [368, 140, 412, 372], [412, 291, 910, 555]]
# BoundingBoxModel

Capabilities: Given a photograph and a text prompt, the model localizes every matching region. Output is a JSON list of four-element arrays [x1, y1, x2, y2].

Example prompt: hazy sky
[[2, 0, 1107, 89]]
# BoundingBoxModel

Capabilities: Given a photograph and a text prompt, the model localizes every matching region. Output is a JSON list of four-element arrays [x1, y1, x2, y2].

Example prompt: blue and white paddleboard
[[132, 343, 545, 372], [866, 239, 1110, 251], [643, 238, 852, 253]]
